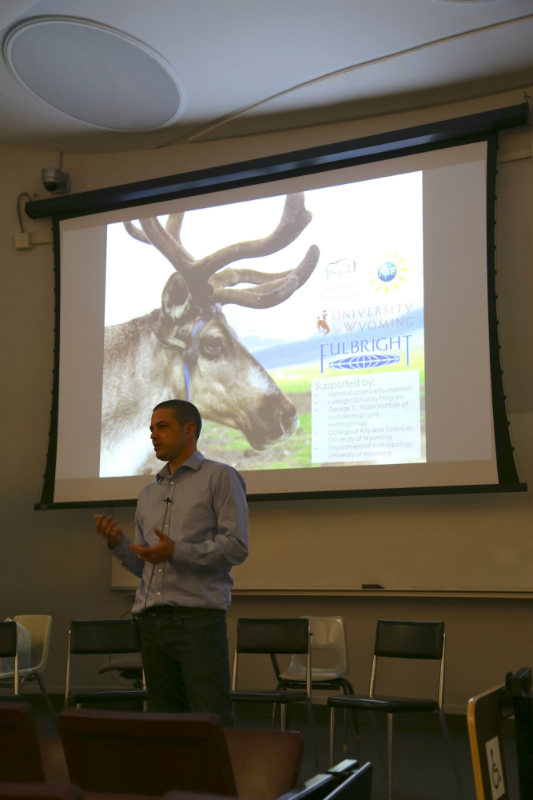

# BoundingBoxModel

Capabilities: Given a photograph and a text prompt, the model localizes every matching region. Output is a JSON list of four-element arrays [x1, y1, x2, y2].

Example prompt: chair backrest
[[13, 617, 52, 673], [0, 784, 82, 800], [370, 620, 446, 705], [236, 619, 309, 654], [65, 620, 143, 708], [0, 623, 17, 659], [467, 684, 510, 800], [58, 708, 237, 796], [224, 728, 303, 800], [69, 620, 138, 654], [0, 703, 44, 783], [286, 617, 348, 678], [374, 620, 444, 660], [0, 621, 19, 693]]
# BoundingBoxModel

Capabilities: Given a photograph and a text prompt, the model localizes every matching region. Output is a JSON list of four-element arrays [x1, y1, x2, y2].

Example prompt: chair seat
[[231, 690, 308, 704], [327, 694, 439, 714], [69, 689, 147, 705]]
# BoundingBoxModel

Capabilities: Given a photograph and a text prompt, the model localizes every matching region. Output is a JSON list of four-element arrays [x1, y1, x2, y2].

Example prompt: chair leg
[[340, 679, 361, 742], [369, 711, 388, 776], [330, 707, 335, 768], [306, 699, 319, 772], [438, 709, 463, 788], [387, 714, 393, 800], [352, 708, 361, 743], [33, 671, 58, 732], [271, 703, 277, 730], [343, 708, 348, 754], [280, 703, 286, 731]]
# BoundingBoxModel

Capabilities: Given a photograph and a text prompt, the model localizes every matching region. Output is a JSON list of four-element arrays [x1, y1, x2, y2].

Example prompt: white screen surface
[[55, 141, 497, 503]]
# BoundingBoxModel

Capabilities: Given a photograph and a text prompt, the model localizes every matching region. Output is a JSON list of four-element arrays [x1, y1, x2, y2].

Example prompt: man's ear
[[185, 422, 196, 439]]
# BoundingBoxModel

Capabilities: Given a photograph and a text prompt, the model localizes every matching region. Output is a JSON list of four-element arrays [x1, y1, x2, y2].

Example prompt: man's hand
[[130, 528, 175, 564], [94, 514, 123, 549]]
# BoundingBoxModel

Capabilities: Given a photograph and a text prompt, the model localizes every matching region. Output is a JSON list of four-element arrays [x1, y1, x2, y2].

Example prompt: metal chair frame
[[65, 620, 147, 709], [276, 616, 360, 749], [328, 620, 462, 800], [231, 618, 319, 770]]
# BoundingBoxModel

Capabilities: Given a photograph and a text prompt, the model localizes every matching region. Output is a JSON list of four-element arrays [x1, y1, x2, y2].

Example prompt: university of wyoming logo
[[317, 310, 330, 335]]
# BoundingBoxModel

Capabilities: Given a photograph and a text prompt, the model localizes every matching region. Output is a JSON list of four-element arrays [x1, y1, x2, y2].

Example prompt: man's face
[[150, 408, 195, 463]]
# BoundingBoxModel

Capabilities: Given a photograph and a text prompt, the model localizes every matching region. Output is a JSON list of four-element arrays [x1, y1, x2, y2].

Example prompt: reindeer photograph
[[100, 173, 425, 477], [100, 192, 321, 476]]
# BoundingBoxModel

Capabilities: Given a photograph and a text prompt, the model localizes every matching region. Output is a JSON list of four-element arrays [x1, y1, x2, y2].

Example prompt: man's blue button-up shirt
[[112, 451, 248, 612]]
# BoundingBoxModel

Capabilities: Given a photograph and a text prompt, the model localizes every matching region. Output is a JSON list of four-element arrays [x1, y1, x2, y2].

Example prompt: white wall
[[1, 84, 533, 710]]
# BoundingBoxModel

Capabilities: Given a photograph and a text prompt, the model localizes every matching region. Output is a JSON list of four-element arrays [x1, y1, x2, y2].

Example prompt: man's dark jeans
[[135, 606, 234, 727]]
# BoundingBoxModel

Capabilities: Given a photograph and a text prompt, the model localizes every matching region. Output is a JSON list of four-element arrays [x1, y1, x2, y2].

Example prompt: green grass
[[268, 351, 426, 394], [199, 349, 427, 471], [200, 412, 313, 470]]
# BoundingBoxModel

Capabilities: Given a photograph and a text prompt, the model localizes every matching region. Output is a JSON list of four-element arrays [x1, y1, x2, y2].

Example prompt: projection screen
[[29, 107, 527, 507]]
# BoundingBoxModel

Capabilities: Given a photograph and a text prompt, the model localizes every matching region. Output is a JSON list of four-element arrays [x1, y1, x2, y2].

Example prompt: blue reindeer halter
[[183, 313, 215, 400], [151, 310, 217, 401]]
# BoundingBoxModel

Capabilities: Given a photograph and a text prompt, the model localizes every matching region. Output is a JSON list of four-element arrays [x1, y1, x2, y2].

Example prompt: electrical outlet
[[14, 232, 31, 249]]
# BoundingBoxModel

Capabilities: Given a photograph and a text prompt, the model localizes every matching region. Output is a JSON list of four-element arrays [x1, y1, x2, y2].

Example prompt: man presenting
[[94, 400, 248, 726]]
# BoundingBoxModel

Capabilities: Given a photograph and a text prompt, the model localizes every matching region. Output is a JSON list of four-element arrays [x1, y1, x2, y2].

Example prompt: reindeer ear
[[161, 272, 192, 322]]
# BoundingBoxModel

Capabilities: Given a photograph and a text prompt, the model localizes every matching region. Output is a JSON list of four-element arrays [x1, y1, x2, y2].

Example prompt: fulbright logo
[[330, 354, 400, 370], [320, 334, 412, 373]]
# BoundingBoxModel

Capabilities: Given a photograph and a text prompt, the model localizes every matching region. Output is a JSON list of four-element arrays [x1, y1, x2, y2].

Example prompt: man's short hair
[[153, 400, 202, 440]]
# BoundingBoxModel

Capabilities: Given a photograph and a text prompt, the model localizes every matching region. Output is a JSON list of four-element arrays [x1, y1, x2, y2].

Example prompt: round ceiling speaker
[[3, 16, 186, 131]]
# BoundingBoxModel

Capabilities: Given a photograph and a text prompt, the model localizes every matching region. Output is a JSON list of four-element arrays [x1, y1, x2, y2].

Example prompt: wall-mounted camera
[[41, 167, 70, 194]]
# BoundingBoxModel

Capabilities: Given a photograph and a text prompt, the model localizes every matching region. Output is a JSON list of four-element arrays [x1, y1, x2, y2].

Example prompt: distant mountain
[[250, 308, 424, 369]]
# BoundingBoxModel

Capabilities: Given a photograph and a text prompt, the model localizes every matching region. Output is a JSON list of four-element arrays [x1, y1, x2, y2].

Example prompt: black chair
[[231, 618, 318, 770], [327, 620, 462, 800], [64, 620, 148, 708], [0, 623, 21, 700]]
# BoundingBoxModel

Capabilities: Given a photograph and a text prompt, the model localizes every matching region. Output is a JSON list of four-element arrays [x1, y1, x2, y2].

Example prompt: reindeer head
[[125, 193, 320, 450]]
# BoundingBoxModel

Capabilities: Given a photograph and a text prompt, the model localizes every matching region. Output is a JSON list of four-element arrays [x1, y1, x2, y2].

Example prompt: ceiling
[[1, 0, 532, 153]]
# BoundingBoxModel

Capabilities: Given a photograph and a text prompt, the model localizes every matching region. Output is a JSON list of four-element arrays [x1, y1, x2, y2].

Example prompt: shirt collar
[[157, 451, 205, 481]]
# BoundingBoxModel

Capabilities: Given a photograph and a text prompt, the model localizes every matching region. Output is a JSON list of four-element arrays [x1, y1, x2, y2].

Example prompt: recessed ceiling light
[[3, 16, 186, 132]]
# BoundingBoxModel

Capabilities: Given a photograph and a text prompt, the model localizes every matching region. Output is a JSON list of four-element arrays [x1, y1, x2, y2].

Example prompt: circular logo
[[377, 261, 397, 282]]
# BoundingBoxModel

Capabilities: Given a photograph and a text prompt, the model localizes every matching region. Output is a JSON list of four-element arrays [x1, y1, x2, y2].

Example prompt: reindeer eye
[[201, 336, 225, 358]]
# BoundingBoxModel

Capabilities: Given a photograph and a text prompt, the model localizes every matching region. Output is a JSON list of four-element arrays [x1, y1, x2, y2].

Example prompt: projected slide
[[101, 170, 424, 477]]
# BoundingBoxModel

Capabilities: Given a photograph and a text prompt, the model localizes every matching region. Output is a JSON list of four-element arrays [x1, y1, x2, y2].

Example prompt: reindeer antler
[[209, 246, 320, 309], [124, 193, 320, 309]]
